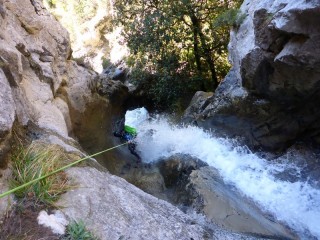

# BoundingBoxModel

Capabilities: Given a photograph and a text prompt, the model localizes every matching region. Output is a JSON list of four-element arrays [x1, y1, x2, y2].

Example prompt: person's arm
[[113, 131, 123, 138], [114, 118, 125, 138]]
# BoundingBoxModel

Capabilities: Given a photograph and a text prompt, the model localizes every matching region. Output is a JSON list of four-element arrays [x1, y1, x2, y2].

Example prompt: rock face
[[0, 0, 129, 218], [58, 167, 210, 240], [0, 0, 75, 162], [44, 0, 128, 72], [0, 0, 129, 162], [1, 0, 317, 239], [0, 70, 15, 168], [230, 0, 320, 103], [0, 3, 213, 239], [184, 0, 320, 152]]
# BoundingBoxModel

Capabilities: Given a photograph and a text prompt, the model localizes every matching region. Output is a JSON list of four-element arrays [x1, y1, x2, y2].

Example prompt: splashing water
[[126, 108, 320, 239], [125, 107, 149, 128]]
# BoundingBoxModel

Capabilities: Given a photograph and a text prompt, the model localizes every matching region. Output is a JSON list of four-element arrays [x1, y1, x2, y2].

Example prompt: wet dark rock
[[157, 154, 208, 205], [102, 61, 127, 83], [183, 91, 213, 125], [122, 166, 166, 198], [273, 143, 320, 188], [186, 167, 298, 239], [154, 154, 297, 239], [94, 75, 129, 104], [111, 67, 126, 82]]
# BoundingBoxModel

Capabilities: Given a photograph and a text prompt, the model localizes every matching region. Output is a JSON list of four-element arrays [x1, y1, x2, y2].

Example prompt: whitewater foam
[[126, 110, 320, 239]]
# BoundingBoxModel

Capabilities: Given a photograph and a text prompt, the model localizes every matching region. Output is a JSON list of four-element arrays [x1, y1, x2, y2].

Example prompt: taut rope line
[[0, 142, 128, 199]]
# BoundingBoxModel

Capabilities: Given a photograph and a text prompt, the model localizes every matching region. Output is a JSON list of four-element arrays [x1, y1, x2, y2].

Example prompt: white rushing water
[[125, 108, 320, 239]]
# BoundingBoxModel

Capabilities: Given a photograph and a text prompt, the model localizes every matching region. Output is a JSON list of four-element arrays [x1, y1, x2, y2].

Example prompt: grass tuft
[[10, 143, 70, 206], [63, 220, 98, 240]]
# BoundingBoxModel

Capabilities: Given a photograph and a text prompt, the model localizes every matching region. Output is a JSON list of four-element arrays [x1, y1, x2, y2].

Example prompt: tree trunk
[[198, 26, 218, 89], [191, 14, 218, 90], [192, 23, 202, 73]]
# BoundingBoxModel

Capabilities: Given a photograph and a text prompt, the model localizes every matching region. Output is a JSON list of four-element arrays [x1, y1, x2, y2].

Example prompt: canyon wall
[[185, 0, 320, 152]]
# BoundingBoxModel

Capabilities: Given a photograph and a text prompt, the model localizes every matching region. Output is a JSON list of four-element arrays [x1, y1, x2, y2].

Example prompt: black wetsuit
[[113, 120, 141, 162]]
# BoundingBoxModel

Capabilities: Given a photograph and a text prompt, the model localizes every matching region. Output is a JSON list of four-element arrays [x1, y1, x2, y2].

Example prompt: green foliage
[[74, 0, 98, 20], [46, 0, 57, 7], [115, 0, 244, 110], [10, 144, 70, 206], [63, 220, 98, 240], [128, 53, 199, 109], [214, 8, 247, 29], [101, 57, 111, 69]]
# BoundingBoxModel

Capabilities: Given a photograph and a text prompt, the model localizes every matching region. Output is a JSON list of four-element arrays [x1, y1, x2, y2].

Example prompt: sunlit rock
[[185, 0, 320, 152], [58, 167, 210, 240]]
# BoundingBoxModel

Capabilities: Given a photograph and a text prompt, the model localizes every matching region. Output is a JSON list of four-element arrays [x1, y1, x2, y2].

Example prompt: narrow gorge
[[0, 0, 319, 240]]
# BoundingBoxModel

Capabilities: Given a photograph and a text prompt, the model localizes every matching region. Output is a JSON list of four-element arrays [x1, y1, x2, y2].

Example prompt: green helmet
[[124, 125, 137, 135]]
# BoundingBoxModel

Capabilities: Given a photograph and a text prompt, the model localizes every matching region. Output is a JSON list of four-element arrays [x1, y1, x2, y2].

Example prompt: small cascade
[[126, 108, 320, 239]]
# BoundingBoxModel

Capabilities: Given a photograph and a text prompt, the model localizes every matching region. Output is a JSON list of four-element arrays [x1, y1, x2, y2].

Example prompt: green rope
[[0, 142, 128, 199]]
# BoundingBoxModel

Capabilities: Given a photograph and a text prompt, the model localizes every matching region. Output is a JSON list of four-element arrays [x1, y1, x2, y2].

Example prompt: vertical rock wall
[[0, 0, 102, 167], [229, 0, 320, 103], [185, 0, 320, 152]]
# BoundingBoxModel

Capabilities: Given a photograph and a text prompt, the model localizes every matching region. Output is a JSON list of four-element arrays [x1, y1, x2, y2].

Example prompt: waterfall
[[126, 108, 320, 239]]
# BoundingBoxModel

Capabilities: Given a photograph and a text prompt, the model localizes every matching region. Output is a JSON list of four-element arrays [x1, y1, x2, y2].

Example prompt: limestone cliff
[[43, 0, 128, 72], [185, 0, 320, 152], [0, 0, 92, 163]]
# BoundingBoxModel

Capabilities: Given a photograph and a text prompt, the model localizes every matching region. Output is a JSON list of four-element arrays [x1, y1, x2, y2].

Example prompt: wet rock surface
[[157, 154, 208, 205], [186, 167, 298, 239], [149, 155, 297, 239]]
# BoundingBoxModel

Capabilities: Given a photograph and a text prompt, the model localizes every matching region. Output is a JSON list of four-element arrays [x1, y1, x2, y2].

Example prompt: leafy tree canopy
[[114, 0, 244, 110]]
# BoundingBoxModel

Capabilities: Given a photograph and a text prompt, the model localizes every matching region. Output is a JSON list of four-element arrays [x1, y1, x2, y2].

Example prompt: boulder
[[157, 154, 208, 205], [154, 154, 297, 238], [94, 75, 128, 104], [58, 167, 210, 240], [186, 167, 298, 239]]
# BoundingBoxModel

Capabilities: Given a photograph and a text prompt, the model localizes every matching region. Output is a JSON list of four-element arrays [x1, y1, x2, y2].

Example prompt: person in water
[[113, 118, 142, 162]]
